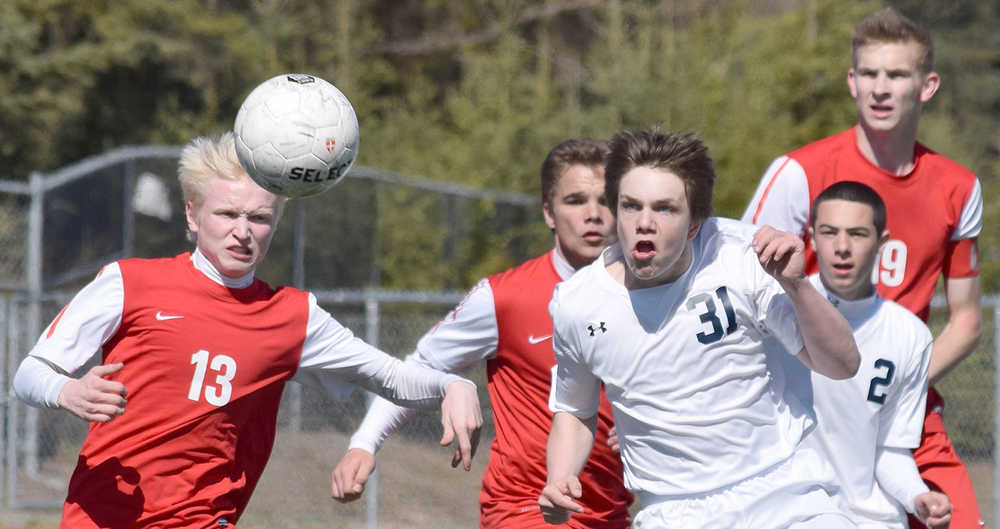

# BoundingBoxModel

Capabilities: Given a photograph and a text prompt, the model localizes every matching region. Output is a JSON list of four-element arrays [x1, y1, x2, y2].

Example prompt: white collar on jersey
[[190, 248, 255, 289], [809, 274, 878, 320], [550, 248, 576, 281]]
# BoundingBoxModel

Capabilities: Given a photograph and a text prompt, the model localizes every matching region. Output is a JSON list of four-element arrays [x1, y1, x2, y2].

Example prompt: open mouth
[[633, 240, 655, 260], [870, 104, 893, 117], [228, 246, 253, 259], [583, 231, 605, 243], [832, 263, 853, 275]]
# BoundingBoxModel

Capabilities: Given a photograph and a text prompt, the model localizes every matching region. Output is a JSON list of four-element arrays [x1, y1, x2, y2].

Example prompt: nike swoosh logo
[[155, 311, 184, 321], [528, 334, 552, 344]]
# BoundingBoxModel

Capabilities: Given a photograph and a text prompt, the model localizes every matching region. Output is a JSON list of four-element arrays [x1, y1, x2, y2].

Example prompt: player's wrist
[[443, 376, 476, 393]]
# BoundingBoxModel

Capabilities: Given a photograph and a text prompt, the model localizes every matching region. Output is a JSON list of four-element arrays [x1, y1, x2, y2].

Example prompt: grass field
[[1, 429, 488, 529], [1, 430, 994, 528]]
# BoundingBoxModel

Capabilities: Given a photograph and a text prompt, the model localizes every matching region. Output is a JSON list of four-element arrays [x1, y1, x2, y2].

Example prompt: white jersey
[[16, 249, 464, 410], [802, 276, 932, 526], [549, 217, 814, 496]]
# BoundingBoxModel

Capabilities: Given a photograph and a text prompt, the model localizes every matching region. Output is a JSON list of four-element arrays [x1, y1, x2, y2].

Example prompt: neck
[[191, 248, 255, 289], [854, 122, 919, 175]]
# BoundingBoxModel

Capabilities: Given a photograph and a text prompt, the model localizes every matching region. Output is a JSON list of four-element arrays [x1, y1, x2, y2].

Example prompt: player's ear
[[542, 201, 556, 231], [686, 220, 702, 240], [808, 226, 816, 252], [919, 71, 940, 103], [847, 68, 859, 99], [185, 200, 199, 235], [877, 229, 890, 251]]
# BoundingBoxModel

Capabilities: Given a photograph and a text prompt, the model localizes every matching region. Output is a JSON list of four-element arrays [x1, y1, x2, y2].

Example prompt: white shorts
[[634, 447, 856, 529]]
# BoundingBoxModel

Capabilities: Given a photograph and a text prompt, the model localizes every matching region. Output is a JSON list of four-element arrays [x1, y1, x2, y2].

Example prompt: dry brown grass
[[1, 431, 994, 529], [0, 429, 489, 529]]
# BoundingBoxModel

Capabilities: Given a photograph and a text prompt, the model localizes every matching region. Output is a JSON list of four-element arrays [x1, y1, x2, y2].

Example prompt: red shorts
[[908, 386, 984, 529]]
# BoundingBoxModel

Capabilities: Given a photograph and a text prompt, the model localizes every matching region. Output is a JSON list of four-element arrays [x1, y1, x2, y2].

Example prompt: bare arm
[[538, 411, 597, 525], [753, 226, 860, 379], [929, 276, 982, 384]]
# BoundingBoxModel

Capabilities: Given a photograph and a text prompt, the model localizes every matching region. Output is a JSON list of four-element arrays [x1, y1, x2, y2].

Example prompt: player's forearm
[[875, 446, 929, 514], [782, 277, 860, 379], [349, 395, 417, 454], [546, 412, 597, 483], [366, 357, 471, 409], [928, 310, 981, 384]]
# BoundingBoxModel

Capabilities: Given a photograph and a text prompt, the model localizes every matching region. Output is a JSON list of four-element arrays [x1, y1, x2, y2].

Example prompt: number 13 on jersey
[[188, 350, 237, 406]]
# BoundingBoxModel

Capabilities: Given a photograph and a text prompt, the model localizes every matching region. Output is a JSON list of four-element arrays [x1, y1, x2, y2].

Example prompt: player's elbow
[[953, 309, 983, 359], [823, 341, 861, 380]]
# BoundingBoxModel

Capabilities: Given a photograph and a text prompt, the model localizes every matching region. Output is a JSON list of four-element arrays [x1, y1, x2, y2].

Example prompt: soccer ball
[[234, 73, 359, 198]]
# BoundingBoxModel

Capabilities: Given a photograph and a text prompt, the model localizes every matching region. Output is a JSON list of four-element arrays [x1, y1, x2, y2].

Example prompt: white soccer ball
[[234, 73, 359, 198]]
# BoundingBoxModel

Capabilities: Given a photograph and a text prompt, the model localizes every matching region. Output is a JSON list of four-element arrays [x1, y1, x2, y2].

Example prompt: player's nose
[[232, 217, 251, 239]]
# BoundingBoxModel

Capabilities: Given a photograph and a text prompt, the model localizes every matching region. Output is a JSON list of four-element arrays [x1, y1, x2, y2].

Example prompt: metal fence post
[[364, 294, 379, 529], [0, 294, 7, 507], [4, 295, 14, 509], [288, 200, 308, 433], [24, 172, 44, 479], [994, 304, 999, 529]]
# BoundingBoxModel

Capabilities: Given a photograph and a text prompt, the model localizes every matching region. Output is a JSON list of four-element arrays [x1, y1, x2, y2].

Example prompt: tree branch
[[366, 0, 604, 56]]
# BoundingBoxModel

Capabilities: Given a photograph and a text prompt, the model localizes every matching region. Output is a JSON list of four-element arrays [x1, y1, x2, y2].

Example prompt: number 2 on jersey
[[687, 286, 738, 344], [188, 349, 237, 406], [866, 358, 895, 404]]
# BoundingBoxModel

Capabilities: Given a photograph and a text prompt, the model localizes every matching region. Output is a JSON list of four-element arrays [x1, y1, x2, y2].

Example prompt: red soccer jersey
[[480, 253, 631, 529], [745, 127, 981, 321], [61, 254, 309, 529]]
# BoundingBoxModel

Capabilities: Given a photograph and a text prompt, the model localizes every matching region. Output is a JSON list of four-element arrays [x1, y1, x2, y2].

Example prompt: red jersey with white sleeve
[[349, 251, 631, 528], [742, 126, 982, 321], [743, 126, 986, 529], [22, 251, 464, 529]]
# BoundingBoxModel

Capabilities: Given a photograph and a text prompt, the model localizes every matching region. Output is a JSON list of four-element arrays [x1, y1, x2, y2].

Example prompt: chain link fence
[[0, 146, 542, 528], [0, 147, 996, 528]]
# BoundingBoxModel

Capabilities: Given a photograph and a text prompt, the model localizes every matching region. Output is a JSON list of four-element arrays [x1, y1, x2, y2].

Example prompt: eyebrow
[[816, 223, 873, 232]]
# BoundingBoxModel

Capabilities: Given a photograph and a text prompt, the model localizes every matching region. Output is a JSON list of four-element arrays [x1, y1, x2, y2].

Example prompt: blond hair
[[852, 7, 934, 74]]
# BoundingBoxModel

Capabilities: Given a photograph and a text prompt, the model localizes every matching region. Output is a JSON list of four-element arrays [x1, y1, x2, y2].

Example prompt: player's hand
[[606, 426, 620, 453], [751, 225, 806, 285], [331, 448, 376, 503], [57, 363, 127, 423], [538, 476, 585, 524], [914, 491, 951, 529], [440, 380, 482, 471]]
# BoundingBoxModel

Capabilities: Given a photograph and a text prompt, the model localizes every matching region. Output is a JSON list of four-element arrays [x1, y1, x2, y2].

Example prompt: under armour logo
[[587, 322, 607, 336]]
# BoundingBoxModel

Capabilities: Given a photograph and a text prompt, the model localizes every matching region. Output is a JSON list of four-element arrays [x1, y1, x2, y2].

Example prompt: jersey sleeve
[[740, 156, 811, 237], [295, 293, 468, 407], [943, 178, 983, 278], [29, 262, 125, 372], [347, 280, 499, 453], [548, 284, 602, 419], [744, 243, 804, 356], [874, 446, 930, 514], [412, 278, 499, 370], [878, 325, 932, 449]]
